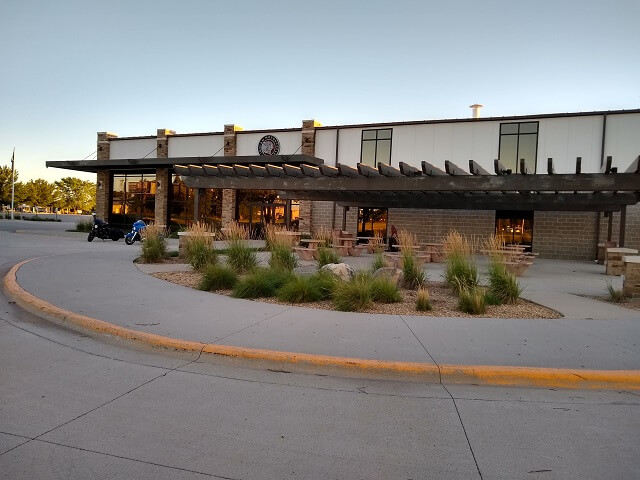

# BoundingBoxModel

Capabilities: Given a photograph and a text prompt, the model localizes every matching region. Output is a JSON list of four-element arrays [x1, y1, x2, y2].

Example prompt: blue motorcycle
[[124, 220, 146, 245]]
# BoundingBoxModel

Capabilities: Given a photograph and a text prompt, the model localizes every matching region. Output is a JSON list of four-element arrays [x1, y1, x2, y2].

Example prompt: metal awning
[[45, 154, 323, 173]]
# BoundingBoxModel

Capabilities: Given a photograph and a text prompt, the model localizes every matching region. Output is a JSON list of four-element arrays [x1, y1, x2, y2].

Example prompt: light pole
[[10, 148, 15, 220]]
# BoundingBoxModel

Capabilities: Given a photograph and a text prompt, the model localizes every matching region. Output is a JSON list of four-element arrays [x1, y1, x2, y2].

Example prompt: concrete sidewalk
[[8, 247, 639, 368]]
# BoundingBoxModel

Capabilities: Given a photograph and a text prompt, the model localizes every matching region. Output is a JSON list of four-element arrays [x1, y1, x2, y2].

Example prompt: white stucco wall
[[168, 135, 224, 158], [315, 129, 338, 165], [236, 131, 302, 156], [109, 138, 157, 159], [604, 113, 640, 170], [537, 116, 603, 173], [326, 122, 500, 171]]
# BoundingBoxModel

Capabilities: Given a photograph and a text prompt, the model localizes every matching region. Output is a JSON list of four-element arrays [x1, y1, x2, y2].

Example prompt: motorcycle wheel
[[125, 236, 135, 245], [87, 231, 95, 242], [111, 231, 121, 241]]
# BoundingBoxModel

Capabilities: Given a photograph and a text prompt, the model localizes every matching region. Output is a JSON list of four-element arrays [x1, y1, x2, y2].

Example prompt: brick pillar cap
[[224, 124, 244, 133], [302, 120, 322, 128], [97, 132, 118, 139]]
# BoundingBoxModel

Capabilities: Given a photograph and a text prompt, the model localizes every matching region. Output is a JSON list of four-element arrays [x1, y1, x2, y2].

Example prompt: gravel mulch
[[152, 271, 562, 319]]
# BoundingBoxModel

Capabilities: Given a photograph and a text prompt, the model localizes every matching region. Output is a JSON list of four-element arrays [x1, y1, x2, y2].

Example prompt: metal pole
[[10, 148, 15, 220]]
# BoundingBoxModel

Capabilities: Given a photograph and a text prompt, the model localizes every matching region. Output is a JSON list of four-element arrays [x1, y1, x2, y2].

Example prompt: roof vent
[[469, 104, 483, 118]]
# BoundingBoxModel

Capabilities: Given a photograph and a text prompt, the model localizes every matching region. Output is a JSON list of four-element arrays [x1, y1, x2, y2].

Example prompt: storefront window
[[236, 190, 298, 237], [169, 174, 194, 229], [110, 173, 156, 226]]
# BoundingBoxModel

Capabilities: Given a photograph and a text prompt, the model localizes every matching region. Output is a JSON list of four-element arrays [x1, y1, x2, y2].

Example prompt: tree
[[54, 177, 96, 213], [22, 179, 55, 211], [0, 164, 18, 206]]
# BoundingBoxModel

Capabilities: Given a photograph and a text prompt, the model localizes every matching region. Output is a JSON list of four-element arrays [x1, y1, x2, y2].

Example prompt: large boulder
[[320, 263, 355, 282], [372, 267, 403, 287]]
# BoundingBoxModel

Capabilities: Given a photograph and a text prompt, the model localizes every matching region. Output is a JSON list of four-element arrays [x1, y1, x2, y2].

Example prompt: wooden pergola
[[47, 153, 640, 246]]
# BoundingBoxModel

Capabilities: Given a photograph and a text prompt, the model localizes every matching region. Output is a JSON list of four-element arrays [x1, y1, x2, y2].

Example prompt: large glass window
[[498, 122, 538, 173], [360, 128, 392, 167], [357, 208, 388, 239], [110, 173, 156, 226], [236, 190, 299, 238], [495, 211, 533, 250], [169, 174, 195, 229], [199, 189, 223, 227]]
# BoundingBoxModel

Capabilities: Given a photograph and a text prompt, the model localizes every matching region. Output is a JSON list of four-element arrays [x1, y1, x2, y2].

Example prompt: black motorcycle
[[88, 215, 124, 242]]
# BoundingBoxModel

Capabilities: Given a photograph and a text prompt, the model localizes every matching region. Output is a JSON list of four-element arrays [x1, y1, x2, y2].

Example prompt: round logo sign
[[258, 135, 280, 156]]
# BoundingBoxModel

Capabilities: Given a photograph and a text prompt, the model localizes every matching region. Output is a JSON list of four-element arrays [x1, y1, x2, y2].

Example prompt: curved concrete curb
[[4, 259, 640, 390]]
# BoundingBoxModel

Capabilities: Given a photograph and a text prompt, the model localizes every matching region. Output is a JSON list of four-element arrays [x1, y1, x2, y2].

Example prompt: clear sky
[[1, 0, 638, 183]]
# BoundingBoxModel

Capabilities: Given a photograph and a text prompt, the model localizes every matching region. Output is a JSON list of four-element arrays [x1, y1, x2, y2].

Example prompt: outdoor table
[[357, 236, 385, 253], [299, 238, 325, 250], [274, 231, 301, 247], [420, 242, 445, 262]]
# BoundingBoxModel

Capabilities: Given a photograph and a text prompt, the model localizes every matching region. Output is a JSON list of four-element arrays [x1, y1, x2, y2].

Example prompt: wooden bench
[[347, 245, 367, 256]]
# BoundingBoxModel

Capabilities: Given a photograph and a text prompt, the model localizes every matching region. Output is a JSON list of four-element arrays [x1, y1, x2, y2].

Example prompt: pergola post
[[619, 205, 627, 247], [607, 211, 613, 241]]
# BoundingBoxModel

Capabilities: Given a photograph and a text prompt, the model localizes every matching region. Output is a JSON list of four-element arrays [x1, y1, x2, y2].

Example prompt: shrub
[[445, 253, 478, 293], [402, 251, 426, 289], [416, 287, 432, 312], [486, 261, 522, 304], [371, 252, 385, 272], [199, 264, 238, 291], [277, 271, 337, 303], [76, 220, 93, 232], [458, 287, 487, 315], [269, 242, 298, 272], [332, 274, 373, 312], [232, 268, 292, 299], [370, 275, 402, 303], [226, 240, 258, 273], [316, 247, 340, 268], [140, 223, 167, 263], [606, 282, 626, 303], [185, 238, 217, 271]]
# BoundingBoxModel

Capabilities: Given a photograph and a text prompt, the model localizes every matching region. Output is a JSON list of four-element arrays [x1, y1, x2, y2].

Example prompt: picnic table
[[420, 242, 445, 262], [274, 231, 301, 247], [356, 236, 385, 254], [293, 238, 327, 261]]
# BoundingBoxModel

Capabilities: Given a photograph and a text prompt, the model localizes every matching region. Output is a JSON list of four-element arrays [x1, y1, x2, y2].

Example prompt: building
[[47, 109, 640, 260]]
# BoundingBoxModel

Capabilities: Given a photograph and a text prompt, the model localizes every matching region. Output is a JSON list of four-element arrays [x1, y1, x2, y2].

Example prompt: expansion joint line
[[399, 315, 483, 480]]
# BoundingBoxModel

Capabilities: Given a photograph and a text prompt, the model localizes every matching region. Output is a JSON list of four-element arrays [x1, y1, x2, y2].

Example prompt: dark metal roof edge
[[315, 108, 640, 131]]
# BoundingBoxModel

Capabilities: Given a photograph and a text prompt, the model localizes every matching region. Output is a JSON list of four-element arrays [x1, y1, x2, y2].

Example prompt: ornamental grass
[[416, 287, 433, 312], [198, 264, 239, 291], [140, 223, 167, 263], [232, 268, 293, 299], [316, 247, 340, 268]]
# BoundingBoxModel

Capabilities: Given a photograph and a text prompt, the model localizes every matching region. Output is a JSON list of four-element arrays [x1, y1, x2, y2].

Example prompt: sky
[[1, 0, 639, 183]]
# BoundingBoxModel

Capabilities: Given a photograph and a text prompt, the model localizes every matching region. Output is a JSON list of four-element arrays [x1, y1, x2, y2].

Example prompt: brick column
[[95, 132, 117, 220], [298, 119, 321, 233], [155, 129, 174, 227], [222, 124, 242, 225]]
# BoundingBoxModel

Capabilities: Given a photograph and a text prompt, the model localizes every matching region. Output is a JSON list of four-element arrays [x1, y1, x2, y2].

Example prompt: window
[[360, 128, 392, 167], [169, 174, 195, 229], [357, 208, 388, 239], [110, 173, 156, 226], [498, 122, 538, 173]]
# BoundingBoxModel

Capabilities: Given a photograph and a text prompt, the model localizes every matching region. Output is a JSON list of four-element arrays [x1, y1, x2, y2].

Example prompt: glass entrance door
[[495, 211, 533, 250]]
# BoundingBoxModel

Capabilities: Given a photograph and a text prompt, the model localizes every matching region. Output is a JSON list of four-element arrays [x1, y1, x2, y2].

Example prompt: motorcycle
[[87, 214, 124, 242], [124, 220, 146, 245]]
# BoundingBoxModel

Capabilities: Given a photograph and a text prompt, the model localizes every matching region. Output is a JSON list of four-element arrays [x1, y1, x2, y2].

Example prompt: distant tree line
[[0, 164, 96, 213]]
